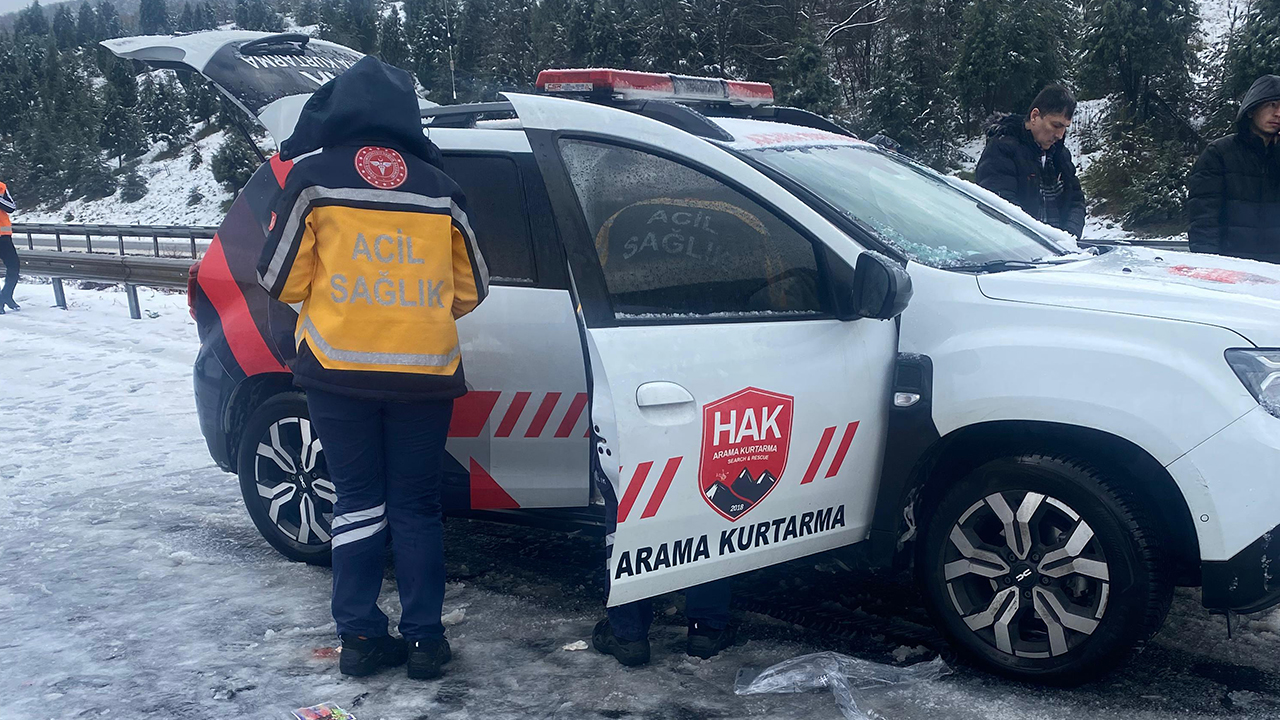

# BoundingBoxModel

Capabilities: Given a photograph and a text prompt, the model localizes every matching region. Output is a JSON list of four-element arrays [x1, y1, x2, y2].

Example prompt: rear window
[[203, 40, 364, 114], [441, 154, 538, 284]]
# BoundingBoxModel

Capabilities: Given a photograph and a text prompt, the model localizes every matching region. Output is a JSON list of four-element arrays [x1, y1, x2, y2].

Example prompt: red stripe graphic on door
[[800, 421, 861, 484], [617, 457, 684, 523], [446, 391, 588, 439]]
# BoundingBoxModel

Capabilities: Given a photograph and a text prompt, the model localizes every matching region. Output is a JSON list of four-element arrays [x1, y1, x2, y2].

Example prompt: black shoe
[[686, 621, 736, 659], [0, 305, 5, 315], [338, 634, 408, 677], [407, 637, 452, 680], [3, 300, 17, 310], [592, 618, 650, 667]]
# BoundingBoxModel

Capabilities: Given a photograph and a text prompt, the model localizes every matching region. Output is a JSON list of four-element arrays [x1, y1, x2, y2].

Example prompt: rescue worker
[[255, 56, 488, 680], [0, 181, 18, 314], [591, 462, 736, 666], [1187, 75, 1280, 263]]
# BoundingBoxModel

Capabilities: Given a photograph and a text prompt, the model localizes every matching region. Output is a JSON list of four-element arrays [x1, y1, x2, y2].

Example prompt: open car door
[[509, 92, 901, 605]]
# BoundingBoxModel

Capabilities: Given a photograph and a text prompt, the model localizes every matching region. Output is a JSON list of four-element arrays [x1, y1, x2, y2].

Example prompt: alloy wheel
[[252, 416, 335, 546], [942, 490, 1111, 659]]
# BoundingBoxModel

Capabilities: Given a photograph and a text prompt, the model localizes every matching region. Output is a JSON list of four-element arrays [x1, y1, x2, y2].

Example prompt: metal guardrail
[[14, 223, 213, 319], [14, 222, 218, 259]]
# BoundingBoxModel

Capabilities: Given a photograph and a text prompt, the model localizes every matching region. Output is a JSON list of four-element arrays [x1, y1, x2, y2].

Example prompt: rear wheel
[[918, 453, 1172, 684], [237, 393, 334, 565]]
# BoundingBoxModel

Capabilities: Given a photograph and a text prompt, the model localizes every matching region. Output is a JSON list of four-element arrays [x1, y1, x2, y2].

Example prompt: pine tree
[[952, 0, 1066, 120], [1079, 0, 1199, 124], [377, 5, 411, 72], [139, 73, 190, 150], [294, 0, 319, 25], [140, 0, 173, 35], [235, 0, 284, 31], [1221, 0, 1280, 122], [77, 2, 100, 46], [15, 1, 50, 38], [179, 2, 197, 31], [120, 169, 148, 202], [52, 5, 76, 49], [211, 131, 259, 194], [99, 62, 147, 166], [198, 1, 218, 29], [779, 35, 840, 117], [98, 1, 125, 38]]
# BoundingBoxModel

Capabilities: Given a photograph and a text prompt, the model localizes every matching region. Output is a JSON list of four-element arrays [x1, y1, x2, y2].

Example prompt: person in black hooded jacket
[[1187, 75, 1280, 264], [255, 55, 488, 682], [975, 85, 1086, 238]]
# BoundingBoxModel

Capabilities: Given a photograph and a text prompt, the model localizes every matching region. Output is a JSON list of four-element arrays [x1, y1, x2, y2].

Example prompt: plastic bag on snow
[[734, 651, 949, 720]]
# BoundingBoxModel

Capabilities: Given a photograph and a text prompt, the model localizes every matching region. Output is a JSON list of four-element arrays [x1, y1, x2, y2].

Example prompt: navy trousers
[[595, 454, 731, 641], [306, 387, 453, 641], [0, 235, 17, 306]]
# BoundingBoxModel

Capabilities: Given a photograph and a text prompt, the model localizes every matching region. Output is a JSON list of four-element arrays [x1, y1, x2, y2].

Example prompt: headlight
[[1226, 349, 1280, 418]]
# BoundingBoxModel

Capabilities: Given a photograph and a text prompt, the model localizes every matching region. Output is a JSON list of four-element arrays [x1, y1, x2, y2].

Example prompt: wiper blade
[[947, 259, 1042, 273]]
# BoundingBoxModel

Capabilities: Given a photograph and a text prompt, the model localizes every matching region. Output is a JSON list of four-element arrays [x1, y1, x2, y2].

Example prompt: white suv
[[107, 32, 1280, 684]]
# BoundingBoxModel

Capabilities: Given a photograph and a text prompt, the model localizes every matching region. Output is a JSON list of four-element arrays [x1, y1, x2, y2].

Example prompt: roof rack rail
[[700, 104, 857, 138], [240, 33, 310, 56], [421, 101, 517, 128], [614, 100, 734, 142]]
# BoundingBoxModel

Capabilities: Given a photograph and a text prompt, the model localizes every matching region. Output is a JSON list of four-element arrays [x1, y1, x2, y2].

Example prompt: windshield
[[741, 143, 1062, 269]]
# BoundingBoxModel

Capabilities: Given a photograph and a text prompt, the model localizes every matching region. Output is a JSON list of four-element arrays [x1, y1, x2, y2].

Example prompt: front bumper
[[1202, 524, 1280, 613], [1169, 405, 1280, 612]]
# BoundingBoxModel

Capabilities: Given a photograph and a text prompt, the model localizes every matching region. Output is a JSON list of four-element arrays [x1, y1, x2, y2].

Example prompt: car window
[[441, 154, 537, 284], [558, 139, 825, 320]]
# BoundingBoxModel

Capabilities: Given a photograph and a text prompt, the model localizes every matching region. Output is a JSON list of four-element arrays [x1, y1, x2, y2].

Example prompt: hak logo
[[1016, 568, 1033, 583], [698, 388, 794, 522]]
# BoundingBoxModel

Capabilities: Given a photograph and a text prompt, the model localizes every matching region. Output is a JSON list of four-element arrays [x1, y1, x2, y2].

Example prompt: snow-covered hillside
[[22, 124, 238, 227]]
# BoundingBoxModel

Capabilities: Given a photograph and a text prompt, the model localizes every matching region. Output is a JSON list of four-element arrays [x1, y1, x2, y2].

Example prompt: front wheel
[[918, 453, 1172, 684], [237, 393, 334, 565]]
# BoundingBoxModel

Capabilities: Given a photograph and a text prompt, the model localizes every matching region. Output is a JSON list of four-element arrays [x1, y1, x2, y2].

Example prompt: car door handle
[[636, 382, 694, 408]]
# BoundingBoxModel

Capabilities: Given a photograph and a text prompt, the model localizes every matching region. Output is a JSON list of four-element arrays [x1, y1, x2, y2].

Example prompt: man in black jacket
[[1187, 75, 1280, 264], [975, 85, 1086, 238]]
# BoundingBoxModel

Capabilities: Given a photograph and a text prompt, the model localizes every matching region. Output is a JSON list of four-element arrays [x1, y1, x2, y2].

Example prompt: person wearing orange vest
[[0, 181, 17, 314]]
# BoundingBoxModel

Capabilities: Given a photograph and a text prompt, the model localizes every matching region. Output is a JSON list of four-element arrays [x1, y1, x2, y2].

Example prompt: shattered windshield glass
[[742, 144, 1061, 269]]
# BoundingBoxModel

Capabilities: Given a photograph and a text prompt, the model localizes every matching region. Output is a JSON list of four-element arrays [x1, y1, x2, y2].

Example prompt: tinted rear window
[[441, 154, 537, 284]]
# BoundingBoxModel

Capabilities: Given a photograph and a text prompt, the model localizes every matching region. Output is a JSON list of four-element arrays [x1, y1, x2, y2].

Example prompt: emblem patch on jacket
[[355, 146, 408, 189]]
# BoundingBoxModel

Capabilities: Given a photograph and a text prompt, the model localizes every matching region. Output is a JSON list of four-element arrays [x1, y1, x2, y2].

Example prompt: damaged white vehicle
[[104, 32, 1280, 684]]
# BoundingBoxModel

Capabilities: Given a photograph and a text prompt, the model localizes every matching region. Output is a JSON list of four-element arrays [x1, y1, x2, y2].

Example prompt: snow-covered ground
[[5, 279, 1280, 719]]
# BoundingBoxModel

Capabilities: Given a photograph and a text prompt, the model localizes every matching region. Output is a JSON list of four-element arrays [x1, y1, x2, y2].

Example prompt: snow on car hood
[[978, 247, 1280, 346]]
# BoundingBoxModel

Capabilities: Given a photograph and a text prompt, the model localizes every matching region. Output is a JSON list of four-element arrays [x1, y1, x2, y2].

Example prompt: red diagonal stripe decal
[[525, 392, 562, 438], [617, 462, 653, 523], [640, 456, 682, 519], [555, 393, 589, 438], [448, 390, 501, 438], [825, 421, 861, 478], [495, 392, 531, 438], [198, 239, 286, 376], [801, 426, 837, 485]]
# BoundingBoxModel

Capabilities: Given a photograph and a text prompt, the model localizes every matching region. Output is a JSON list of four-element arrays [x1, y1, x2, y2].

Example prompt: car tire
[[237, 392, 334, 566], [918, 453, 1172, 685]]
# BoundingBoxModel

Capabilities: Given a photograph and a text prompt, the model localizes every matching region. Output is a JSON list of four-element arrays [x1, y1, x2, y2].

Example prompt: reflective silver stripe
[[450, 203, 489, 297], [330, 518, 387, 548], [299, 316, 461, 368], [331, 502, 386, 532], [260, 186, 490, 292]]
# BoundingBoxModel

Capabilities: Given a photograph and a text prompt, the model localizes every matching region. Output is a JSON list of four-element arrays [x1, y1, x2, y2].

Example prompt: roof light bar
[[536, 69, 774, 107]]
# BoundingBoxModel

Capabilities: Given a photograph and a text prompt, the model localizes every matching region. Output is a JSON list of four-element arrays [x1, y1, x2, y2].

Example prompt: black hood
[[1236, 74, 1280, 127], [280, 55, 441, 167]]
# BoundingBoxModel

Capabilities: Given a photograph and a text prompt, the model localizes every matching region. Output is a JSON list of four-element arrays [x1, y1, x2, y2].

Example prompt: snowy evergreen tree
[[376, 5, 411, 72], [779, 35, 840, 117], [211, 131, 259, 194], [235, 0, 284, 32], [15, 1, 50, 38], [294, 0, 319, 25], [1220, 0, 1280, 122], [179, 2, 197, 31], [1079, 0, 1199, 123], [98, 1, 125, 38], [140, 0, 173, 35], [77, 2, 100, 46], [952, 0, 1067, 119], [139, 73, 190, 151], [52, 5, 77, 50], [120, 169, 148, 202]]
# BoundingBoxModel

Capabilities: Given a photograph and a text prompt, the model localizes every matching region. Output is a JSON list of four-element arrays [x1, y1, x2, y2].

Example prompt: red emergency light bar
[[536, 69, 775, 107]]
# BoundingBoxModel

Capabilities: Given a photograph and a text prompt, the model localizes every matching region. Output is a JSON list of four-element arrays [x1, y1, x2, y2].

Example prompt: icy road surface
[[3, 281, 1280, 719]]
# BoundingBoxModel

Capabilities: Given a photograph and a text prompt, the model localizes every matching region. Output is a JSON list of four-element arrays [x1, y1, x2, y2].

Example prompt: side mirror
[[852, 252, 913, 319]]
